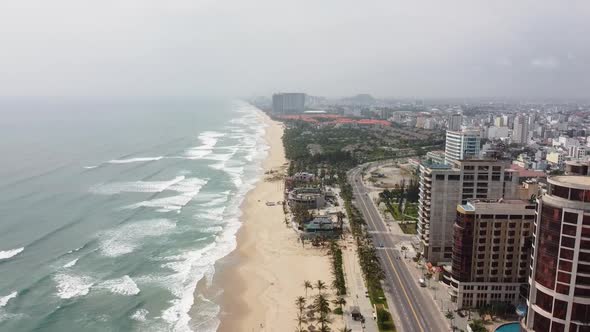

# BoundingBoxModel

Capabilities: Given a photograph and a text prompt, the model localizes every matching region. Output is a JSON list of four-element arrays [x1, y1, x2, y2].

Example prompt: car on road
[[418, 278, 426, 287], [379, 242, 384, 248]]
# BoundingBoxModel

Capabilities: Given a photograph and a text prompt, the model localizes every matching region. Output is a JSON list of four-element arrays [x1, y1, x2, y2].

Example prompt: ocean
[[0, 98, 268, 332]]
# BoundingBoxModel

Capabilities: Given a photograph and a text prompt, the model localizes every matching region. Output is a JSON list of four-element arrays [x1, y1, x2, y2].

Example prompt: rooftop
[[459, 199, 536, 215], [509, 164, 546, 178], [565, 160, 590, 166], [549, 175, 590, 189]]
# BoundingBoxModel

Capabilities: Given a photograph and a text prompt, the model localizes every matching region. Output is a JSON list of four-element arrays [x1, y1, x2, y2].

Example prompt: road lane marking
[[353, 174, 425, 332]]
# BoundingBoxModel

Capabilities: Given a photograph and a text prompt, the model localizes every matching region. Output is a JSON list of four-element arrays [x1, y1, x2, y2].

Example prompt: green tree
[[469, 319, 487, 332], [332, 297, 346, 314], [445, 310, 455, 330]]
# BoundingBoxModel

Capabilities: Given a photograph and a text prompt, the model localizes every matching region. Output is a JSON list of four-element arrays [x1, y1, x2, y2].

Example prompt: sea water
[[0, 98, 268, 331]]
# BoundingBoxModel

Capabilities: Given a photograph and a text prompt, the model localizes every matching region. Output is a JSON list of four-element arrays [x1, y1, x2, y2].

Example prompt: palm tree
[[315, 280, 326, 295], [295, 313, 307, 332], [332, 297, 346, 313], [296, 296, 307, 331], [314, 294, 331, 317], [304, 280, 313, 298], [338, 326, 352, 332], [296, 296, 307, 313], [316, 314, 332, 332]]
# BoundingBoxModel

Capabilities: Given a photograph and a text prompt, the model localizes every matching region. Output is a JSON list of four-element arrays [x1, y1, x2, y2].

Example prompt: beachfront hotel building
[[417, 159, 520, 264], [444, 129, 481, 165], [524, 176, 590, 332], [449, 199, 536, 308], [272, 93, 306, 114]]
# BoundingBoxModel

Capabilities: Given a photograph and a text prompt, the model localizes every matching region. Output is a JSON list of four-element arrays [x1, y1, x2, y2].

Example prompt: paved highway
[[348, 166, 448, 332]]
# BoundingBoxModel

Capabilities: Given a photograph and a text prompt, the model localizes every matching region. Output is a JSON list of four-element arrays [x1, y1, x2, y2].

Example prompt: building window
[[564, 212, 579, 225], [535, 289, 553, 313], [563, 224, 577, 236], [571, 303, 590, 322], [436, 174, 445, 180]]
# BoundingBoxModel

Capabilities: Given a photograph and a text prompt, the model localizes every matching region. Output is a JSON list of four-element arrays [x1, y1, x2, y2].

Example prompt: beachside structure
[[272, 93, 306, 114], [287, 187, 326, 210]]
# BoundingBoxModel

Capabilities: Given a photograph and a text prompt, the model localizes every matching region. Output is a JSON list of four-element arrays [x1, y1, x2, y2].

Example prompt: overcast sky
[[1, 1, 589, 99]]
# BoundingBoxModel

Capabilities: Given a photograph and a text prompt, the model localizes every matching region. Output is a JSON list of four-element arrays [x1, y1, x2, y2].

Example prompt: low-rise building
[[287, 187, 325, 209], [449, 199, 536, 308]]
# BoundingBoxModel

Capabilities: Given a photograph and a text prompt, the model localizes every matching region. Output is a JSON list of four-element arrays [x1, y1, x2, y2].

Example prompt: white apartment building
[[417, 160, 519, 263], [512, 115, 529, 145], [444, 129, 481, 165]]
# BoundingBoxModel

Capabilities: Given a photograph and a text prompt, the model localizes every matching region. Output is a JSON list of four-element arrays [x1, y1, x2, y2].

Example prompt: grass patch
[[399, 222, 417, 235], [376, 304, 396, 332]]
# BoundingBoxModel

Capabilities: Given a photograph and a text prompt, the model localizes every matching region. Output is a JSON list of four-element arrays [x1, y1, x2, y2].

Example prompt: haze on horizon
[[1, 0, 589, 100]]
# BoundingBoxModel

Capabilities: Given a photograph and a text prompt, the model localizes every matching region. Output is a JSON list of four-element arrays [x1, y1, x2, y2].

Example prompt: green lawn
[[399, 222, 417, 234]]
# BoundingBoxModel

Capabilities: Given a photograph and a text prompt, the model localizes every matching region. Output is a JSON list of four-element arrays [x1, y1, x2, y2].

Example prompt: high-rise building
[[513, 115, 529, 145], [272, 93, 306, 114], [445, 129, 481, 164], [450, 199, 536, 308], [417, 160, 519, 263], [448, 113, 462, 131], [525, 176, 590, 332], [495, 116, 505, 127]]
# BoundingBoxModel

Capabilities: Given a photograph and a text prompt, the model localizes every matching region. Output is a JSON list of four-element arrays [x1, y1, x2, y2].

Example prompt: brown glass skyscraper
[[525, 176, 590, 332]]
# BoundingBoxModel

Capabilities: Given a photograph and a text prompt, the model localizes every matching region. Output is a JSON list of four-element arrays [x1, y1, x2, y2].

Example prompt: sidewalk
[[400, 253, 472, 331], [341, 236, 378, 332]]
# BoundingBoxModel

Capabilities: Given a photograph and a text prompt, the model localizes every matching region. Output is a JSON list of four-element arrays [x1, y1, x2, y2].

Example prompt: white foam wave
[[66, 246, 84, 254], [83, 165, 98, 169], [183, 131, 225, 160], [0, 247, 24, 261], [90, 176, 185, 195], [136, 103, 268, 332], [54, 273, 94, 299], [108, 157, 164, 164], [195, 206, 226, 222], [98, 219, 176, 257], [130, 308, 149, 322], [97, 275, 140, 296], [200, 226, 223, 234], [63, 258, 79, 268], [0, 292, 17, 308], [125, 178, 208, 212]]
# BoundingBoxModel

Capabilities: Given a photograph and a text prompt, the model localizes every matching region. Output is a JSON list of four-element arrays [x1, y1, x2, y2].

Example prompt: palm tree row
[[329, 241, 346, 296], [338, 177, 385, 301]]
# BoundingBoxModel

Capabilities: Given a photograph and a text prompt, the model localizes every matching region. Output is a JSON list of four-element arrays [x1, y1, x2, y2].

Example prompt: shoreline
[[199, 111, 336, 332]]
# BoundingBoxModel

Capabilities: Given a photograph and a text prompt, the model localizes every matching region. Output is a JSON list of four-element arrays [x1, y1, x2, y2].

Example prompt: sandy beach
[[209, 112, 337, 332]]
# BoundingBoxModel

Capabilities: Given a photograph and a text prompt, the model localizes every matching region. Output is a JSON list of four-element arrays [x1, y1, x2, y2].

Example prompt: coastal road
[[348, 166, 447, 332]]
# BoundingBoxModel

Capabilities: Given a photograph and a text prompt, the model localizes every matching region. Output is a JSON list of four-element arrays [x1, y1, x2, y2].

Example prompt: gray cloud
[[0, 0, 589, 99]]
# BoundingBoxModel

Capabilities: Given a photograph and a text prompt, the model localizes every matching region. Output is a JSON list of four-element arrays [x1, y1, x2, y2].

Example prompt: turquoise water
[[0, 98, 268, 331], [495, 322, 520, 332]]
